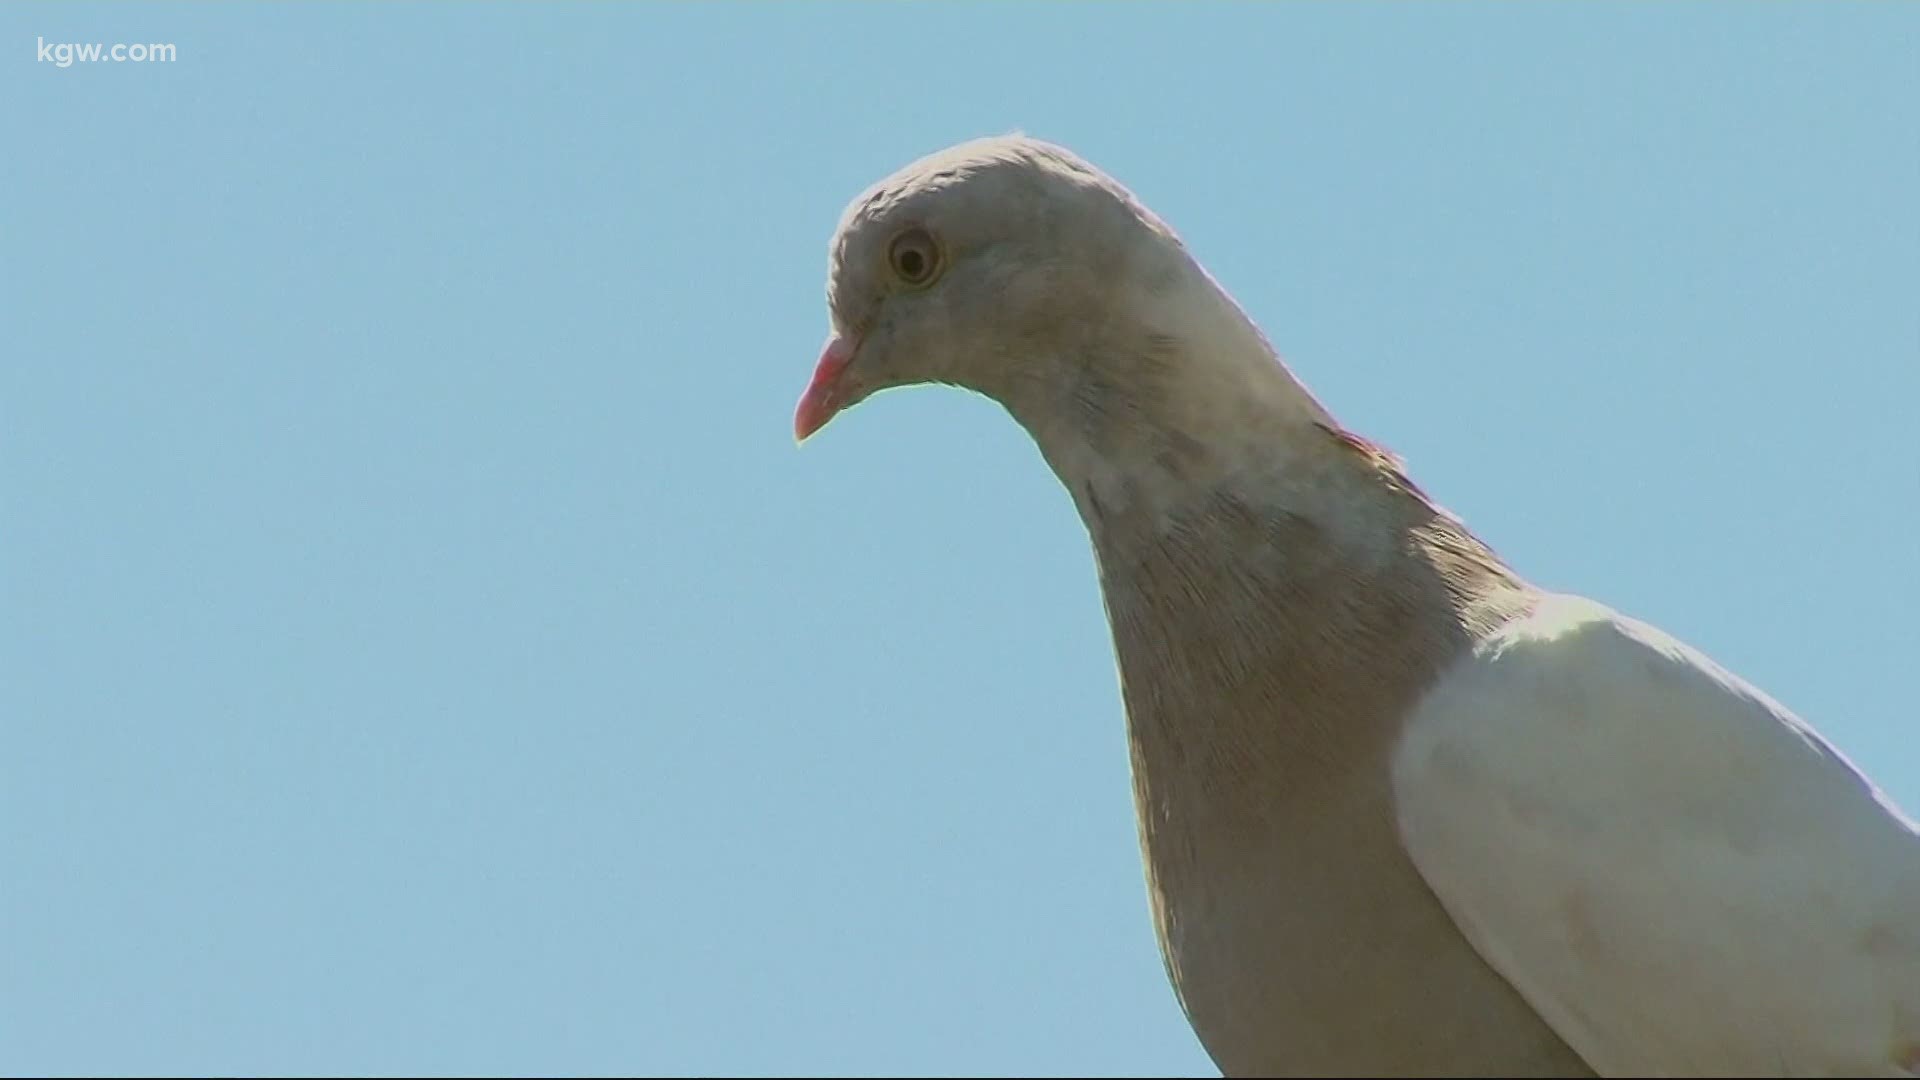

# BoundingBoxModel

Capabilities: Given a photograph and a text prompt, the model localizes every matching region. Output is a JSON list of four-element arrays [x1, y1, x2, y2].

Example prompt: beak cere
[[793, 335, 857, 443]]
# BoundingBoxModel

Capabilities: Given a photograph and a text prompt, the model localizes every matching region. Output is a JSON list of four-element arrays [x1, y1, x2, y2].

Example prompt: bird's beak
[[794, 334, 858, 444]]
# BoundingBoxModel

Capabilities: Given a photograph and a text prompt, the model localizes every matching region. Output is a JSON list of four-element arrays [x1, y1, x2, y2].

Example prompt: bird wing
[[1389, 592, 1920, 1077]]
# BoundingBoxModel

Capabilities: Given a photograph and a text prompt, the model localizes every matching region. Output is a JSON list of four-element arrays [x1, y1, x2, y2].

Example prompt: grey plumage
[[792, 135, 1920, 1078]]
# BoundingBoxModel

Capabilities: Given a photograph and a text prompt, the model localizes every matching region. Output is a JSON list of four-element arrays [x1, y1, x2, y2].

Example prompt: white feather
[[1390, 593, 1920, 1076]]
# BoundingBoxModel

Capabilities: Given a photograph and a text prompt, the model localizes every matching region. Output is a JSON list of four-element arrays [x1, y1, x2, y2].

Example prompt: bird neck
[[987, 266, 1525, 629], [992, 270, 1361, 543]]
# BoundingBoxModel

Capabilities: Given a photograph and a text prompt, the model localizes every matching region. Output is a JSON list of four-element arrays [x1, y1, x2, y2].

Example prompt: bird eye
[[887, 228, 942, 287]]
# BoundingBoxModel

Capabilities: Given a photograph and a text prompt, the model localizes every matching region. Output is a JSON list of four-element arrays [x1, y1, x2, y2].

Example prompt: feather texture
[[801, 134, 1920, 1077], [1393, 594, 1920, 1076]]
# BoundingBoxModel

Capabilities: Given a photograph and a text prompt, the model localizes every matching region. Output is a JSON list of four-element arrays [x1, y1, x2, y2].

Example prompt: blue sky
[[4, 3, 1916, 1076]]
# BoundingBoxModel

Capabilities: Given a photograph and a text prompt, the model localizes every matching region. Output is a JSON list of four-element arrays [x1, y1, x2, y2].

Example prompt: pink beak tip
[[793, 338, 855, 445]]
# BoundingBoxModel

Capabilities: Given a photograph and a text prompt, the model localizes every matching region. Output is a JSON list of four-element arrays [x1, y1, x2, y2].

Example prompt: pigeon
[[791, 134, 1920, 1078]]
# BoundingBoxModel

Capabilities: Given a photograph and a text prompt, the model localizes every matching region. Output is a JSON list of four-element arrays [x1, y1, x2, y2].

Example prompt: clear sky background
[[4, 3, 1916, 1077]]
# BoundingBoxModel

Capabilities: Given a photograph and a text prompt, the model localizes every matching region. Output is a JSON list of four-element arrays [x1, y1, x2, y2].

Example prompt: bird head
[[793, 135, 1190, 443]]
